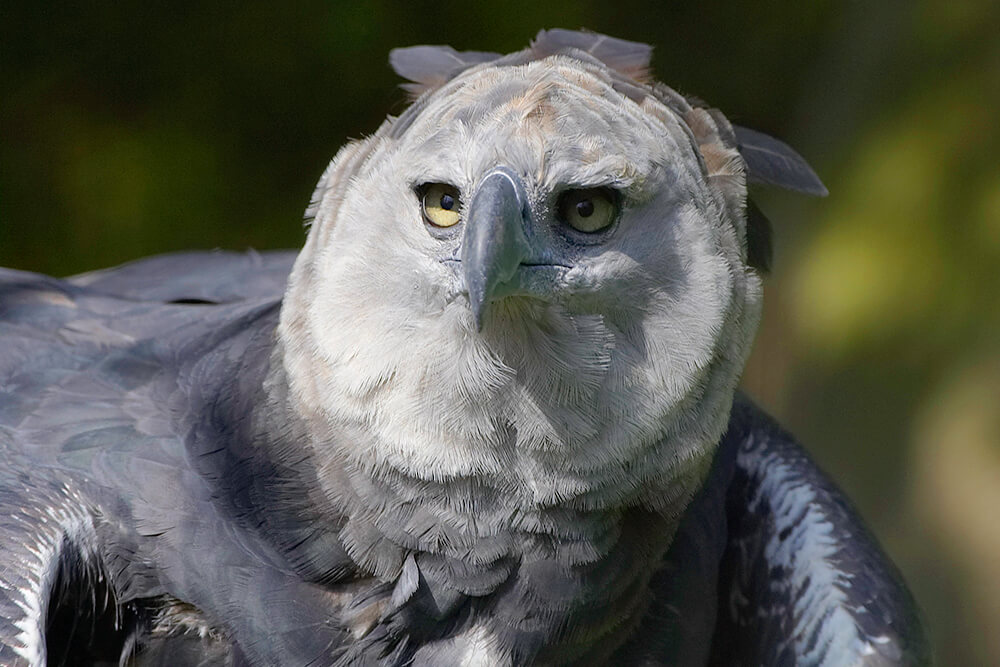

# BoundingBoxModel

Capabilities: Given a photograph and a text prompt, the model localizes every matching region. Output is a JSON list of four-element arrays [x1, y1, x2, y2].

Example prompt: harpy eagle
[[0, 30, 927, 666]]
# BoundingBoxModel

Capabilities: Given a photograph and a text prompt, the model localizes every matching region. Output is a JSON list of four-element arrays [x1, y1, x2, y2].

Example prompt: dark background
[[3, 2, 998, 663]]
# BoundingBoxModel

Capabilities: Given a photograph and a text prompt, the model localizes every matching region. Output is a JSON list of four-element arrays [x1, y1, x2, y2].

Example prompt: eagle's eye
[[557, 187, 618, 233], [420, 183, 461, 228]]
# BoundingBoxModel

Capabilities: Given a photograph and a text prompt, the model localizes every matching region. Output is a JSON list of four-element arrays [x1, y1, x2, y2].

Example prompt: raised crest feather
[[389, 29, 654, 97], [530, 29, 653, 81], [733, 125, 828, 196], [389, 46, 500, 95]]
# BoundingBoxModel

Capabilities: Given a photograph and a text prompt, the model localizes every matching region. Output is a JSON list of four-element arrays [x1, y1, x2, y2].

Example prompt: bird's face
[[281, 55, 761, 508], [321, 61, 735, 325]]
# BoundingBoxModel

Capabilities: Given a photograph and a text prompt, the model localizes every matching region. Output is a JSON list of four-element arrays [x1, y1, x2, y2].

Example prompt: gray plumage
[[732, 125, 829, 196], [0, 30, 925, 666]]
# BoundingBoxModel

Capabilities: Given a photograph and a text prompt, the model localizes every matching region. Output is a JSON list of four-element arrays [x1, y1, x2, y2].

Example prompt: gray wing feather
[[733, 125, 829, 196], [68, 250, 295, 304], [711, 397, 929, 666], [0, 452, 96, 667], [604, 397, 928, 666], [0, 260, 366, 665]]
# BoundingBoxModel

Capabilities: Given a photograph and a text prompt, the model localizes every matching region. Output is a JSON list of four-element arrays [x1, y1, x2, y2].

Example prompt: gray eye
[[557, 188, 618, 233]]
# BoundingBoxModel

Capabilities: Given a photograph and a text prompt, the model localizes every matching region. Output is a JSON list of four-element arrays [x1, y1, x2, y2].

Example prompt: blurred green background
[[2, 2, 998, 663]]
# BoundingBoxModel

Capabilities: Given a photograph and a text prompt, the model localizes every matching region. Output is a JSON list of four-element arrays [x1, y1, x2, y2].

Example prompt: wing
[[0, 259, 358, 666], [710, 397, 930, 666], [0, 443, 108, 667], [67, 249, 296, 304]]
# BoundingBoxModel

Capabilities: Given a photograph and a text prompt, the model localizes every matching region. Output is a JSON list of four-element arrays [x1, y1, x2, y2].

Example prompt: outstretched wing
[[0, 256, 356, 666], [68, 249, 295, 304], [0, 446, 107, 667], [711, 398, 929, 666]]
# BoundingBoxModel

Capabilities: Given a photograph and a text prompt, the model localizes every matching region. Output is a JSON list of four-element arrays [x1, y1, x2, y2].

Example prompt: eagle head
[[278, 31, 764, 520]]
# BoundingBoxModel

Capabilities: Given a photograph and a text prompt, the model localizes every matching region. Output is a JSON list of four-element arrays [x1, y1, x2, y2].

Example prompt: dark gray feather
[[734, 125, 828, 196], [746, 199, 774, 272], [708, 397, 929, 666]]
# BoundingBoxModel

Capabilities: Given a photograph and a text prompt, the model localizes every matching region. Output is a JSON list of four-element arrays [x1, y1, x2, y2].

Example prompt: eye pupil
[[440, 193, 455, 211], [575, 199, 594, 218]]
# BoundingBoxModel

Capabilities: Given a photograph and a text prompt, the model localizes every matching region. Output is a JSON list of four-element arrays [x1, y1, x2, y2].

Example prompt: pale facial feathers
[[279, 45, 762, 523]]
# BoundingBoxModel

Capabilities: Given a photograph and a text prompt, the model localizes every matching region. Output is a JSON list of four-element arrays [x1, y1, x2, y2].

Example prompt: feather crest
[[389, 45, 500, 96], [530, 29, 653, 81], [733, 125, 828, 196]]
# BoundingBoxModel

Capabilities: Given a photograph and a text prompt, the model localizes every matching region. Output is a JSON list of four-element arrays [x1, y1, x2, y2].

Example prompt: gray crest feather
[[389, 45, 500, 95], [389, 29, 654, 98], [733, 125, 829, 196], [530, 28, 653, 80]]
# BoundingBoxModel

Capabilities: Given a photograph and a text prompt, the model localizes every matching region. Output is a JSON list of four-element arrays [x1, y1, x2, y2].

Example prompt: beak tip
[[468, 288, 486, 332]]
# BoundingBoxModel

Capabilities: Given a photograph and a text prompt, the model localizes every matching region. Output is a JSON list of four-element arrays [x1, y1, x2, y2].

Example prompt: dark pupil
[[440, 193, 455, 211], [575, 199, 594, 218]]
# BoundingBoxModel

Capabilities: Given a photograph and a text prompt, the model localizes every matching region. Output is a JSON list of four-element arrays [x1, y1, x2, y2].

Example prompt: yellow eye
[[557, 188, 618, 233], [421, 183, 461, 228]]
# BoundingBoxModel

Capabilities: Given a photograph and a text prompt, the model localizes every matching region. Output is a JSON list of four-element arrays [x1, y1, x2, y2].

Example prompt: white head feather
[[278, 48, 761, 525]]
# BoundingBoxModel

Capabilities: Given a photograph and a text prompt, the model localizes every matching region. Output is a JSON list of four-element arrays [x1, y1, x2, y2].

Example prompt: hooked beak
[[461, 167, 532, 330]]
